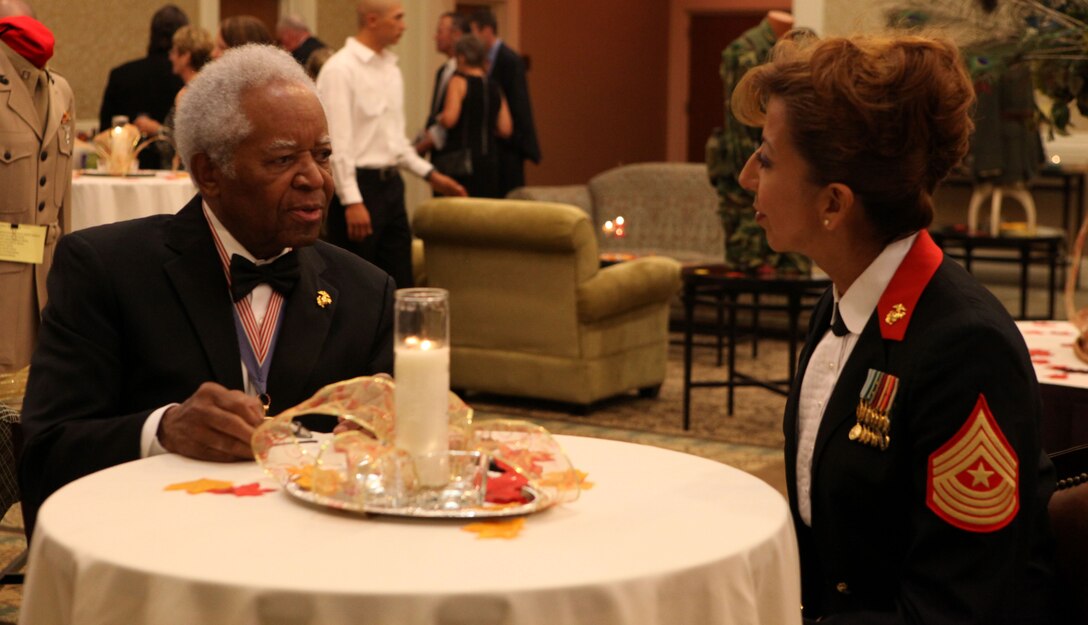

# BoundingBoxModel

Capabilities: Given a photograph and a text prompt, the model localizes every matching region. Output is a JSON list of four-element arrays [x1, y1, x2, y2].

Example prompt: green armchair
[[412, 198, 681, 407]]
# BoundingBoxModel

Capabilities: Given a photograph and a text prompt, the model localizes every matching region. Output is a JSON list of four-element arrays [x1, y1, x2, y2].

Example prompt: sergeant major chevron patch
[[926, 394, 1019, 532]]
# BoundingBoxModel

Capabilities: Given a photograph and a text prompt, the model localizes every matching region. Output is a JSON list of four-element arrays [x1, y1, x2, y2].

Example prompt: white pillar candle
[[109, 126, 129, 175], [394, 338, 450, 487]]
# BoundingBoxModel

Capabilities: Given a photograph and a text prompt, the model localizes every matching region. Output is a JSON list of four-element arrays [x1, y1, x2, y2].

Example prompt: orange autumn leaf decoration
[[287, 465, 343, 495], [463, 518, 526, 539], [539, 469, 592, 491], [165, 478, 234, 494]]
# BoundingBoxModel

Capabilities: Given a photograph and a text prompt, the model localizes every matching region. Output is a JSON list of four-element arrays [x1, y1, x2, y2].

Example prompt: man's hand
[[345, 202, 373, 241], [158, 382, 265, 461], [429, 171, 467, 197], [414, 134, 435, 156], [133, 114, 162, 136]]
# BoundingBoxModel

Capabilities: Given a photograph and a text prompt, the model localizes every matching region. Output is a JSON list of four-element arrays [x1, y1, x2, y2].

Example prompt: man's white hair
[[174, 44, 318, 176], [277, 13, 309, 32]]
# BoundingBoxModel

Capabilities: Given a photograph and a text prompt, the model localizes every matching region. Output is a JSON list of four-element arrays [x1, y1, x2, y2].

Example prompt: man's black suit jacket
[[785, 249, 1054, 624], [97, 52, 184, 169], [292, 36, 328, 66], [425, 64, 448, 131], [490, 42, 540, 195], [18, 196, 395, 536]]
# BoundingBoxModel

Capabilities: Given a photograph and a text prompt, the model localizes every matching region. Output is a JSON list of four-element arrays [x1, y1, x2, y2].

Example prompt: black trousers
[[496, 140, 526, 197], [324, 168, 413, 289]]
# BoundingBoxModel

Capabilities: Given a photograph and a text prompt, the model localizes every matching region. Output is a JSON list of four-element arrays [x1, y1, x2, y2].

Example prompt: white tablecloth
[[69, 170, 196, 232], [20, 435, 800, 625], [1018, 320, 1088, 390]]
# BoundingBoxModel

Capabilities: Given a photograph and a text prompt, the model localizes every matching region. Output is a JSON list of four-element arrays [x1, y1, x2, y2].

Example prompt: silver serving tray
[[283, 480, 547, 519]]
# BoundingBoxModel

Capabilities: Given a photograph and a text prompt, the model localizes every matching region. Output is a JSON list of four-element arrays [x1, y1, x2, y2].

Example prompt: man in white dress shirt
[[317, 0, 465, 289]]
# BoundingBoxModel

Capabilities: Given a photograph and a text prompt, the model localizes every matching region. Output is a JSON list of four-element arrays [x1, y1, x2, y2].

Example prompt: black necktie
[[229, 252, 300, 302], [831, 305, 849, 337]]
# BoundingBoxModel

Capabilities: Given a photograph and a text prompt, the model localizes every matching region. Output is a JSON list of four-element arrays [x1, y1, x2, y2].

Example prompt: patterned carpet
[[470, 332, 792, 450], [0, 506, 24, 625]]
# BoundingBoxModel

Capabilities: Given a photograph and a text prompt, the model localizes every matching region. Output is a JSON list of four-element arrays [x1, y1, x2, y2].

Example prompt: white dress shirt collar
[[202, 201, 290, 265], [834, 232, 919, 335], [345, 36, 396, 65], [486, 38, 501, 73]]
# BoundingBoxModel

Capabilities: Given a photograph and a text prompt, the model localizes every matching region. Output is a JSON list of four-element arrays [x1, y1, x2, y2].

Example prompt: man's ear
[[189, 153, 221, 199], [821, 183, 855, 230]]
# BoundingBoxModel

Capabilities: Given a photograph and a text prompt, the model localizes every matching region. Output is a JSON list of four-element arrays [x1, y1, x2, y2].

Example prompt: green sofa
[[412, 198, 681, 407]]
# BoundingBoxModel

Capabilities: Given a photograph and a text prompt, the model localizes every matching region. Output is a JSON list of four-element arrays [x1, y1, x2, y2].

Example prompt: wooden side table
[[681, 265, 829, 430]]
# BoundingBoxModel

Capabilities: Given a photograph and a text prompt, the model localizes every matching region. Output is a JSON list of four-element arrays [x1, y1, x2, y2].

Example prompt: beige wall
[[520, 0, 671, 186], [38, 0, 200, 130], [36, 1, 838, 192], [315, 0, 358, 55], [818, 0, 882, 35], [665, 0, 789, 162]]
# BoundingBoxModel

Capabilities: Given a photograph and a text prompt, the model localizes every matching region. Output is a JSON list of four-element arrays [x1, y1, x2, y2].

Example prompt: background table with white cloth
[[1018, 320, 1088, 451], [19, 435, 801, 625], [68, 170, 196, 232]]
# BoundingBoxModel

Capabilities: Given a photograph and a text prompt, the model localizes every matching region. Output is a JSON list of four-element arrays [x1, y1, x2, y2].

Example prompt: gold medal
[[849, 423, 862, 440]]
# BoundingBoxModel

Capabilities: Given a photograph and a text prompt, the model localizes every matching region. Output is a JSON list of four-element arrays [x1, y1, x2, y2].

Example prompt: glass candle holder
[[393, 288, 450, 487]]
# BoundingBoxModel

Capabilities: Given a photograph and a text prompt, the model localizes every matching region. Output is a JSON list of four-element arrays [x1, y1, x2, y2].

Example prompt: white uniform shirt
[[795, 232, 919, 526], [316, 37, 433, 206]]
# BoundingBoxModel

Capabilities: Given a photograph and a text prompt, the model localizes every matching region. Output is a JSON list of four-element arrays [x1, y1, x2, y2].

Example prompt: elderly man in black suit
[[469, 9, 540, 196], [19, 44, 395, 539], [98, 4, 187, 169]]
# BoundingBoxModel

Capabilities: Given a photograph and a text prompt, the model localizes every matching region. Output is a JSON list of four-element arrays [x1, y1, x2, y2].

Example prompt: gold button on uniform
[[836, 582, 850, 594]]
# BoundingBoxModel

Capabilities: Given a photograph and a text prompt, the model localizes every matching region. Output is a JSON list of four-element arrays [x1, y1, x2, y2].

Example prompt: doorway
[[686, 12, 764, 163], [220, 0, 279, 36]]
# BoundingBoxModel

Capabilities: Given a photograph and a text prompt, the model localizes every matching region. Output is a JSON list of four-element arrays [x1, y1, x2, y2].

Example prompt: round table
[[21, 436, 801, 625], [69, 170, 197, 232], [1017, 320, 1088, 451]]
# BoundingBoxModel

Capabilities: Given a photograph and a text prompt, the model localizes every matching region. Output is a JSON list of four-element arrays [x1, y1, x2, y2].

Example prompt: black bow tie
[[831, 305, 849, 337], [229, 252, 300, 302]]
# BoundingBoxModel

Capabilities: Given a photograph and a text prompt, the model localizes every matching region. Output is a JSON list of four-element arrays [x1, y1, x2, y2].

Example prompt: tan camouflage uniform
[[706, 19, 810, 274]]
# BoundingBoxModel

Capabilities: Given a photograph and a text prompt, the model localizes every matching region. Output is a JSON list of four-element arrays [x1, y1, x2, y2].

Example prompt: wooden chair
[[1049, 444, 1088, 624]]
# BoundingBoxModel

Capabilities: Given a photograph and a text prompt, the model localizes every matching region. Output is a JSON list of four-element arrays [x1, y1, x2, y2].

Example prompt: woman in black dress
[[436, 35, 512, 198]]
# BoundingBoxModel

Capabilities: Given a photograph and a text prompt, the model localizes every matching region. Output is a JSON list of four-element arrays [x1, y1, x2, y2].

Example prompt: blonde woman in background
[[161, 25, 213, 169]]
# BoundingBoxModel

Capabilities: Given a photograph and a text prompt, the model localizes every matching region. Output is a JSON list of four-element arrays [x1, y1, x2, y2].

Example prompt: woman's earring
[[823, 219, 831, 228]]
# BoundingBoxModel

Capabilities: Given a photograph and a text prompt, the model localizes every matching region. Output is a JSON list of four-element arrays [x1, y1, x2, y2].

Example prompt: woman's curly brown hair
[[732, 35, 976, 243]]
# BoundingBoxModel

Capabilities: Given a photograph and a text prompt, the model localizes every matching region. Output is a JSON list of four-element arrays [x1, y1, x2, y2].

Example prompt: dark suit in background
[[19, 197, 395, 536], [97, 52, 182, 169], [425, 62, 451, 134], [784, 234, 1054, 624], [489, 42, 539, 196], [292, 35, 327, 66]]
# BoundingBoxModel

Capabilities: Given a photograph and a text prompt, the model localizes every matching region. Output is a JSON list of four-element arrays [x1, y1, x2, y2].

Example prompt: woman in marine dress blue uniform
[[733, 35, 1055, 624]]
